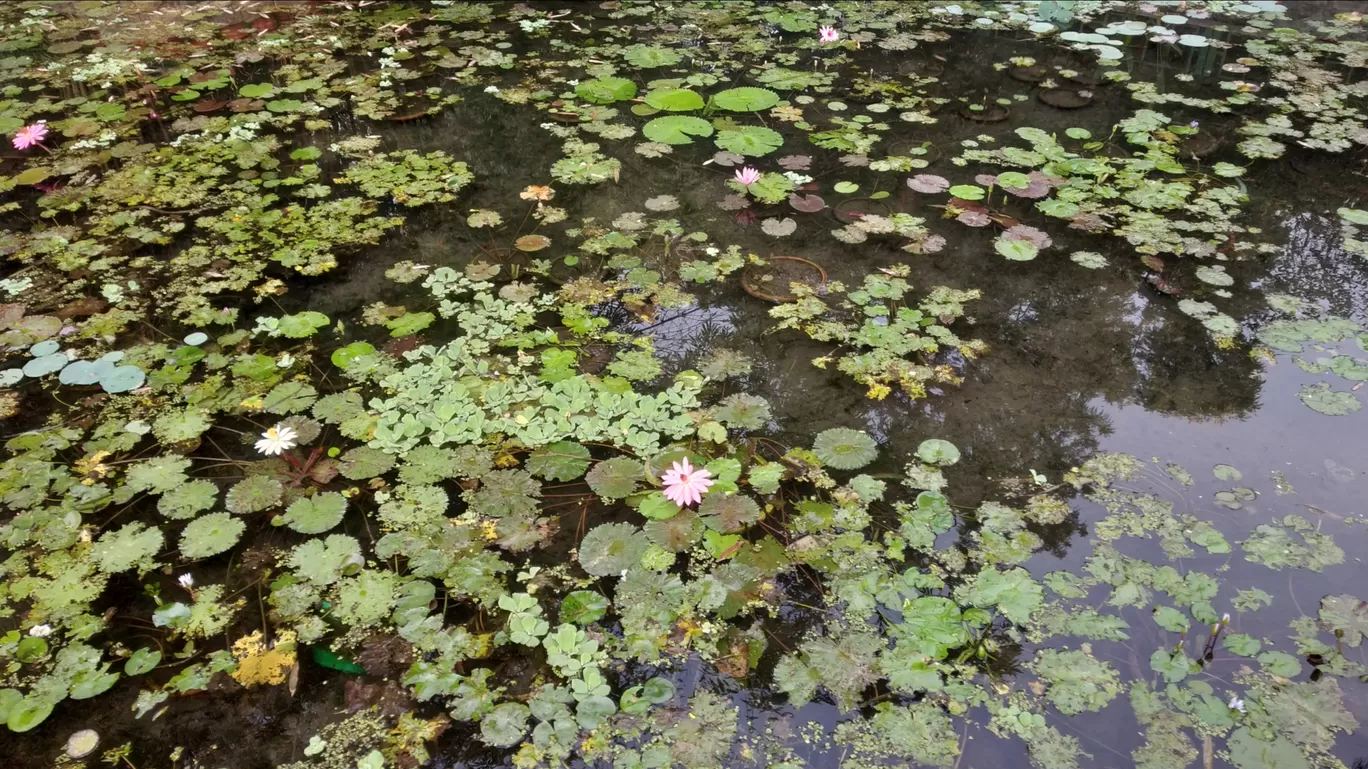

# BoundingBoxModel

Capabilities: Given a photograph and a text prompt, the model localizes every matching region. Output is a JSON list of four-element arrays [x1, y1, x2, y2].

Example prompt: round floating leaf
[[125, 648, 162, 676], [916, 439, 961, 466], [331, 342, 376, 368], [1212, 464, 1242, 482], [515, 234, 551, 252], [698, 492, 762, 533], [313, 391, 365, 424], [560, 590, 610, 625], [1223, 633, 1262, 657], [58, 360, 101, 385], [180, 512, 245, 559], [99, 365, 145, 393], [642, 115, 713, 145], [1319, 594, 1368, 647], [623, 45, 682, 68], [92, 523, 164, 574], [1298, 383, 1360, 416], [74, 673, 128, 701], [712, 87, 780, 112], [578, 522, 649, 577], [638, 491, 680, 521], [1196, 265, 1234, 286], [23, 352, 68, 378], [948, 184, 985, 200], [1338, 208, 1368, 226], [278, 492, 347, 534], [997, 171, 1032, 190], [575, 77, 638, 104], [15, 637, 47, 663], [812, 427, 879, 470], [585, 457, 644, 500], [715, 126, 784, 156], [527, 440, 591, 481], [264, 381, 318, 414], [238, 83, 275, 98], [832, 181, 859, 194], [644, 88, 704, 112], [995, 238, 1039, 261], [1071, 251, 1107, 269], [645, 509, 703, 552], [714, 393, 771, 430], [225, 475, 284, 514], [1256, 651, 1301, 677], [158, 479, 219, 520], [7, 696, 53, 732], [339, 443, 399, 478], [908, 174, 950, 193], [639, 676, 675, 704], [31, 340, 59, 356], [481, 702, 530, 748]]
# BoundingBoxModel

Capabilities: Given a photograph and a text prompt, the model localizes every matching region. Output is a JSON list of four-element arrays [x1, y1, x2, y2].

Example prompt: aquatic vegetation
[[0, 1, 1364, 768]]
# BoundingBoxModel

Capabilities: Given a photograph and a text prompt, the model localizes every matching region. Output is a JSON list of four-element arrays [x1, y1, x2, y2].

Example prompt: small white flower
[[178, 574, 195, 589], [1228, 696, 1245, 713], [255, 424, 298, 456], [29, 624, 53, 638], [484, 85, 500, 94]]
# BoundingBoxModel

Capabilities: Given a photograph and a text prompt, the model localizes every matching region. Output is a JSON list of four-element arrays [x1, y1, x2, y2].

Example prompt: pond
[[1, 1, 1368, 768]]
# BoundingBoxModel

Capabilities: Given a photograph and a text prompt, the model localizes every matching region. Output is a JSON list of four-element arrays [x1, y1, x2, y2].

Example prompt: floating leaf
[[715, 126, 784, 156], [578, 522, 649, 577], [915, 439, 960, 466], [1298, 383, 1360, 415], [158, 480, 219, 520], [339, 447, 396, 480], [277, 492, 347, 534], [642, 115, 713, 145], [712, 87, 780, 112], [527, 441, 591, 481], [812, 427, 878, 470], [698, 493, 762, 533], [585, 457, 644, 500], [575, 77, 638, 104], [760, 217, 797, 237], [644, 88, 704, 112], [1030, 648, 1122, 715], [180, 512, 245, 559], [225, 476, 284, 514], [561, 590, 610, 625], [908, 174, 951, 194], [481, 702, 530, 747], [995, 238, 1039, 261], [1318, 594, 1368, 646]]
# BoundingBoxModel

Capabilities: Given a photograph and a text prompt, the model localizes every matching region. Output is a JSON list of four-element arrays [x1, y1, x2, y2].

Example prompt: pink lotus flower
[[661, 458, 714, 508], [819, 26, 840, 44], [734, 166, 762, 186], [12, 122, 48, 151]]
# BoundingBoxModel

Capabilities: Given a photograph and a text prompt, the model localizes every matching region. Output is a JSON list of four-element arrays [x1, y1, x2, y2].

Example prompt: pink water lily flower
[[818, 26, 840, 44], [661, 458, 714, 508], [734, 166, 762, 186], [12, 121, 48, 151]]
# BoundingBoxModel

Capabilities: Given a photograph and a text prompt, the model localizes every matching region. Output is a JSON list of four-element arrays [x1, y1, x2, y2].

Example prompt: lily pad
[[812, 427, 879, 470]]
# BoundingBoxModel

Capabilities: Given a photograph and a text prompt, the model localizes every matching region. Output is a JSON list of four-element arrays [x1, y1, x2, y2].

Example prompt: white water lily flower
[[255, 424, 298, 456], [30, 624, 53, 637], [178, 574, 194, 589], [1228, 696, 1245, 713]]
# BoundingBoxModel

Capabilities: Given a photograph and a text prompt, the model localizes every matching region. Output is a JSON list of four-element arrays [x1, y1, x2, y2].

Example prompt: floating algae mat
[[1, 1, 1368, 768]]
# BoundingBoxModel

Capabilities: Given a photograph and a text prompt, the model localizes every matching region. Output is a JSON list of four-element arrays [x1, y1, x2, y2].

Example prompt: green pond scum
[[0, 1, 1366, 768]]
